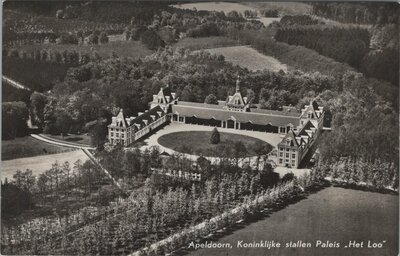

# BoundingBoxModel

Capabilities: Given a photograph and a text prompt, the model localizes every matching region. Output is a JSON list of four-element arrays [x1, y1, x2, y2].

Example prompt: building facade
[[107, 105, 167, 146], [108, 77, 324, 168]]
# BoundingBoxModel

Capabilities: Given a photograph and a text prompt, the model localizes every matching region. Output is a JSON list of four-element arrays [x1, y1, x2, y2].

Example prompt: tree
[[1, 182, 33, 216], [210, 128, 220, 144], [56, 9, 64, 19], [88, 33, 99, 45], [56, 111, 73, 138], [2, 102, 29, 139], [204, 94, 218, 104], [99, 32, 109, 44], [30, 92, 48, 126], [141, 29, 165, 50], [87, 119, 108, 148]]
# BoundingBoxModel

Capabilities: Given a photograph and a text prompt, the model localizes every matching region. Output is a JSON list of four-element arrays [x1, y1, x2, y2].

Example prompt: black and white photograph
[[1, 1, 399, 255]]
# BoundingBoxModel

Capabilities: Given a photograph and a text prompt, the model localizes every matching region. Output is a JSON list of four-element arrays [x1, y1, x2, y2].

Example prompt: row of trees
[[1, 159, 114, 217], [316, 158, 398, 190], [1, 162, 314, 255], [5, 48, 96, 67], [279, 15, 322, 26]]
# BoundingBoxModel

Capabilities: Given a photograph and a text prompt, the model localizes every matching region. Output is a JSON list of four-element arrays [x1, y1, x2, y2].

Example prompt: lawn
[[45, 133, 92, 146], [198, 45, 287, 72], [1, 150, 89, 182], [241, 2, 312, 16], [187, 186, 399, 256], [1, 136, 72, 161], [157, 131, 272, 157], [173, 36, 241, 51]]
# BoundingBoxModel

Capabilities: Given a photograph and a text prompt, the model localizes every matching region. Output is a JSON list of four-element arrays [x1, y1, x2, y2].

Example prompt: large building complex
[[108, 77, 324, 168]]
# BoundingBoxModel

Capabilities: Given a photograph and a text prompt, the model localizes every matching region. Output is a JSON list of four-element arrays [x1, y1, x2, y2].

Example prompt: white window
[[280, 127, 286, 133], [292, 154, 296, 158]]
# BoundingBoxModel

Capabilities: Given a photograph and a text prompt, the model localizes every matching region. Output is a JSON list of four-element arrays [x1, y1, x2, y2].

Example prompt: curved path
[[2, 75, 31, 91], [31, 134, 95, 150]]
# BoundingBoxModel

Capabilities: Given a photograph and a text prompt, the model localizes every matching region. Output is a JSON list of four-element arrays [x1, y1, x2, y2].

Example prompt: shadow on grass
[[64, 137, 83, 142], [332, 183, 398, 195], [173, 182, 330, 255]]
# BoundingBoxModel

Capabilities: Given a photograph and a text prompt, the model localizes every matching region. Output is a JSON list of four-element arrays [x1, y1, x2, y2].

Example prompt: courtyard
[[157, 130, 272, 157]]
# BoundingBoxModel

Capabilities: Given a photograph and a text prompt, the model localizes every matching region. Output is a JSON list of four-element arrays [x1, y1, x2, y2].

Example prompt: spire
[[236, 75, 240, 93]]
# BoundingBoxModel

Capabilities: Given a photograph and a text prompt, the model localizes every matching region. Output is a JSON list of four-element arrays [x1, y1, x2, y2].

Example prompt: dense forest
[[274, 23, 399, 85], [311, 2, 399, 25]]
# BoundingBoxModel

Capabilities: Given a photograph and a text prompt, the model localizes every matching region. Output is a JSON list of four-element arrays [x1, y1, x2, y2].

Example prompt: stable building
[[108, 76, 324, 168], [107, 105, 167, 146]]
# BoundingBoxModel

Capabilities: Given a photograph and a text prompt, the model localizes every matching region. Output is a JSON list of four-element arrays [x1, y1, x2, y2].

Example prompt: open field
[[16, 40, 154, 59], [173, 36, 241, 51], [200, 46, 287, 72], [257, 17, 281, 27], [187, 186, 399, 256], [1, 150, 89, 182], [241, 2, 312, 16], [172, 2, 257, 14], [2, 136, 72, 161], [157, 131, 272, 157]]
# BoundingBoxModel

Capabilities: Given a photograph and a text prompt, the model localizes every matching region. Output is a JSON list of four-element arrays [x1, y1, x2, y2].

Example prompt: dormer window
[[286, 139, 291, 146], [307, 112, 312, 119]]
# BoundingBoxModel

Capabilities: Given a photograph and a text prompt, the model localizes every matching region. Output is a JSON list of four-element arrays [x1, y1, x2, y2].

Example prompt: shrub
[[210, 127, 220, 144]]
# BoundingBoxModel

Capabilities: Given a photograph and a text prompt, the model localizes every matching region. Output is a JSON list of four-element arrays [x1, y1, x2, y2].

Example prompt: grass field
[[157, 131, 272, 157], [46, 133, 92, 146], [241, 2, 312, 16], [172, 2, 257, 14], [2, 136, 72, 161], [173, 36, 241, 51], [187, 186, 399, 256], [17, 40, 154, 59], [1, 150, 90, 182], [199, 45, 287, 72]]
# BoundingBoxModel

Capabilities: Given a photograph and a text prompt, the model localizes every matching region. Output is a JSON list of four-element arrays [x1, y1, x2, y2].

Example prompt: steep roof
[[278, 129, 299, 148], [115, 109, 128, 127], [298, 120, 316, 137], [171, 104, 300, 127], [157, 85, 174, 103], [130, 105, 165, 128]]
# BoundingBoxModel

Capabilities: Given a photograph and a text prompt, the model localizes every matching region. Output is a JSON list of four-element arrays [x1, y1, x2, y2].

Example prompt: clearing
[[2, 136, 72, 161], [173, 36, 240, 51], [172, 2, 257, 14], [241, 2, 312, 16], [199, 45, 287, 72], [1, 150, 89, 182]]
